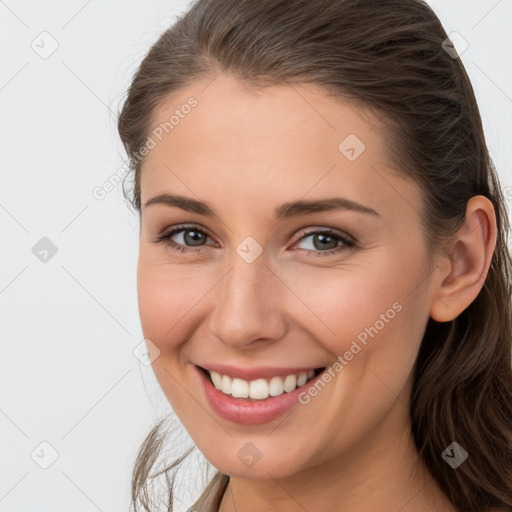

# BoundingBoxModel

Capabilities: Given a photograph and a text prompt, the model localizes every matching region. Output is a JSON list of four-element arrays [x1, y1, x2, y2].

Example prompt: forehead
[[145, 72, 385, 163], [140, 72, 420, 222]]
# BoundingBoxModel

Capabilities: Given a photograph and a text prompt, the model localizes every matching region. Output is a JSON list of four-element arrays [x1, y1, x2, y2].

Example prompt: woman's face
[[137, 72, 438, 479]]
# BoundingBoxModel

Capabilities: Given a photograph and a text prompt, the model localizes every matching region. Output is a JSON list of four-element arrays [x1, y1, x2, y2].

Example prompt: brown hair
[[117, 0, 512, 510]]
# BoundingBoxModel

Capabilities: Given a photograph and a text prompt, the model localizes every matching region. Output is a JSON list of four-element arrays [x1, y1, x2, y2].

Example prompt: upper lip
[[197, 364, 323, 381]]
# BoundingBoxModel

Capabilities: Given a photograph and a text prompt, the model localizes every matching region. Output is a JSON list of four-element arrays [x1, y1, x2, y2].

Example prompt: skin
[[136, 72, 496, 511]]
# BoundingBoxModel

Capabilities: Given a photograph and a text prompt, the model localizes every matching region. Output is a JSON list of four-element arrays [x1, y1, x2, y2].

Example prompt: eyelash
[[152, 224, 356, 257]]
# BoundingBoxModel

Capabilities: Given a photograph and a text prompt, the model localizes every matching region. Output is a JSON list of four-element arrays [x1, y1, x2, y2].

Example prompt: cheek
[[278, 258, 431, 404], [136, 259, 206, 408], [280, 258, 427, 354], [136, 255, 211, 344]]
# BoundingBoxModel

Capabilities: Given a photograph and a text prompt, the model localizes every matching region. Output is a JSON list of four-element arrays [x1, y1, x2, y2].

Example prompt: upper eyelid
[[297, 227, 355, 243]]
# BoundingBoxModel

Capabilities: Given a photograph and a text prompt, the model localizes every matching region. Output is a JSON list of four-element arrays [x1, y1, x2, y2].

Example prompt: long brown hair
[[117, 1, 512, 510]]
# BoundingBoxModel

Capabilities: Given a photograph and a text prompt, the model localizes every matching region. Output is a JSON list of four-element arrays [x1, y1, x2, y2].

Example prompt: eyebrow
[[143, 193, 380, 219]]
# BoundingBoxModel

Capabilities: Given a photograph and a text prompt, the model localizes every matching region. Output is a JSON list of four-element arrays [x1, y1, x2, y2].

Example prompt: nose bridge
[[209, 246, 286, 347]]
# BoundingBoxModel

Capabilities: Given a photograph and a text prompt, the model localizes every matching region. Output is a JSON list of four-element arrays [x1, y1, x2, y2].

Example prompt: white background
[[1, 1, 511, 511]]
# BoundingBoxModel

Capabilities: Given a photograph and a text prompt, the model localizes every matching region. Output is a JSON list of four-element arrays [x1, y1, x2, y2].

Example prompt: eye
[[152, 225, 356, 257], [292, 228, 356, 257], [152, 225, 214, 253]]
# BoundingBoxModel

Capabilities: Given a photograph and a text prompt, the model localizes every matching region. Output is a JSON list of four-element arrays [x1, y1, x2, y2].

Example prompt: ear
[[430, 195, 497, 322]]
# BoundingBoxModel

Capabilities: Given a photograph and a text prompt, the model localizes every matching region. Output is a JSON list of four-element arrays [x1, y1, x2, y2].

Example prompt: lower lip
[[196, 366, 324, 425]]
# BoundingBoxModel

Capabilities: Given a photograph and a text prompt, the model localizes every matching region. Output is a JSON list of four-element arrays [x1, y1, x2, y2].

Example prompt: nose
[[208, 249, 288, 350]]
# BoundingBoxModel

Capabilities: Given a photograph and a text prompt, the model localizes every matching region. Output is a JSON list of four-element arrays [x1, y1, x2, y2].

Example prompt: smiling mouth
[[199, 366, 326, 400]]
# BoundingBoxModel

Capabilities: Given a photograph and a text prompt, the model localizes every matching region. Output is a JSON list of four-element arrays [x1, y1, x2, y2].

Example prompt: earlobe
[[430, 196, 497, 323]]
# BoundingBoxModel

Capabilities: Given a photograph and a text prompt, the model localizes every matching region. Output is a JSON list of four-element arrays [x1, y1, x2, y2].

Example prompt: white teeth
[[249, 379, 269, 400], [210, 371, 222, 389], [268, 376, 284, 396], [231, 378, 249, 398], [221, 374, 232, 394], [283, 374, 297, 392], [208, 369, 319, 400], [296, 371, 308, 387]]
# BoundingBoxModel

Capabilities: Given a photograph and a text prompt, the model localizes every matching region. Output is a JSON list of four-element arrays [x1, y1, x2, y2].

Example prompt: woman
[[117, 0, 512, 510]]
